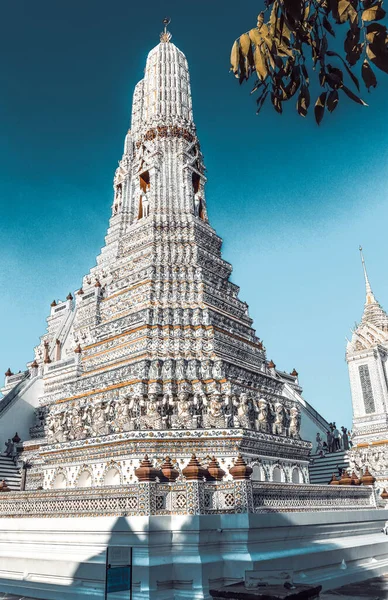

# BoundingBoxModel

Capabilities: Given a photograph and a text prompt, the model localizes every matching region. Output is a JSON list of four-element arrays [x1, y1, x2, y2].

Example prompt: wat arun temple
[[0, 22, 387, 600]]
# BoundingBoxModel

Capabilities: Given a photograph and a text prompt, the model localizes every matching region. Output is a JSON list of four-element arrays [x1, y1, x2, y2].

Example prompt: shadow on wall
[[0, 376, 43, 452], [0, 509, 388, 599]]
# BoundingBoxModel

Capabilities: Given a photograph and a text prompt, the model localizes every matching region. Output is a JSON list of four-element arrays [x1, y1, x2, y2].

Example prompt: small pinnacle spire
[[359, 246, 376, 305], [160, 17, 172, 43]]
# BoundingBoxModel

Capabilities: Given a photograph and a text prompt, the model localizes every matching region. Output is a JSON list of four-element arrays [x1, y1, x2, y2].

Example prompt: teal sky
[[1, 0, 388, 428]]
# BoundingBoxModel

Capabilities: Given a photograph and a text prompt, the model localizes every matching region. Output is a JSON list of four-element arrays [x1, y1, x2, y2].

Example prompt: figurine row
[[46, 392, 301, 443]]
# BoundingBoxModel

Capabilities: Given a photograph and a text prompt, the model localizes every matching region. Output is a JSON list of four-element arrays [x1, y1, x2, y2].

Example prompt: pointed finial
[[160, 17, 172, 43], [359, 246, 376, 305]]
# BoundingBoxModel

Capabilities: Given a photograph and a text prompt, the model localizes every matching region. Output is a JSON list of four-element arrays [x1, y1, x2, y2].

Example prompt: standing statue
[[257, 398, 269, 433], [142, 191, 150, 218], [194, 192, 201, 217], [203, 393, 227, 428], [233, 393, 251, 429], [272, 403, 285, 436], [113, 184, 122, 214], [288, 406, 301, 439]]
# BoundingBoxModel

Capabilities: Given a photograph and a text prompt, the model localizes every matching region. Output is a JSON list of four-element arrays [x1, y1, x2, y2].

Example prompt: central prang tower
[[21, 24, 311, 491]]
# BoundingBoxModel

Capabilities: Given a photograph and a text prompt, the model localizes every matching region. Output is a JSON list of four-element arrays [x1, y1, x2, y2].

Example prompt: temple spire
[[359, 246, 376, 305]]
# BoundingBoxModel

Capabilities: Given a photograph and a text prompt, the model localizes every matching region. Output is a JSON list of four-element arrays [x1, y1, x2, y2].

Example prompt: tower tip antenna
[[359, 245, 376, 304], [161, 17, 172, 42]]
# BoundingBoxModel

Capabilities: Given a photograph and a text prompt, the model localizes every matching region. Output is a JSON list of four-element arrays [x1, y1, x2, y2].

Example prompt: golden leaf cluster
[[231, 0, 388, 123]]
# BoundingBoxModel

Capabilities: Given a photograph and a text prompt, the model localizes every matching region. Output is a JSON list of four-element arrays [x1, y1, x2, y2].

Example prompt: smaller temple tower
[[347, 247, 388, 490]]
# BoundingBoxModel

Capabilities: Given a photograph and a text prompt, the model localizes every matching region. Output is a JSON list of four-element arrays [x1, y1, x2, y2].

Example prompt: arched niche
[[140, 171, 150, 193], [104, 467, 121, 486], [192, 172, 200, 194], [52, 473, 67, 489], [272, 466, 283, 483], [291, 467, 302, 484], [77, 470, 93, 488], [252, 464, 264, 481]]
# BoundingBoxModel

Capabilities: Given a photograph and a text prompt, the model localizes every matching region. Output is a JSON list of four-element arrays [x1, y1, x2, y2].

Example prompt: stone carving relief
[[44, 388, 301, 446]]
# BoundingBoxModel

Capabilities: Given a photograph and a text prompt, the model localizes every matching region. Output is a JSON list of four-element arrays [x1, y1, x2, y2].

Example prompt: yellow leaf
[[366, 44, 377, 60], [265, 44, 276, 69], [257, 12, 265, 29], [277, 42, 294, 57], [362, 59, 377, 88], [260, 23, 270, 37], [230, 40, 239, 74], [314, 92, 327, 125], [362, 4, 386, 20], [348, 4, 358, 23], [269, 3, 279, 36], [338, 0, 351, 23], [249, 28, 263, 46], [254, 46, 269, 80], [239, 33, 251, 57]]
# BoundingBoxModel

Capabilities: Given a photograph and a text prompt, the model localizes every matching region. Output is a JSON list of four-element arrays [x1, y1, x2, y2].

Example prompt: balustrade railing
[[0, 479, 376, 518]]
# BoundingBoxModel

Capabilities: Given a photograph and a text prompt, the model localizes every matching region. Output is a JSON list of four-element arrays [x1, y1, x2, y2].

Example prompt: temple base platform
[[0, 508, 388, 599]]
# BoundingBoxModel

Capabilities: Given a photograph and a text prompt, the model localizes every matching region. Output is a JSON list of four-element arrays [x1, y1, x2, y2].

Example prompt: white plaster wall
[[299, 407, 327, 448], [348, 358, 365, 419], [0, 510, 387, 599], [282, 383, 328, 448], [0, 376, 43, 450], [348, 352, 388, 420]]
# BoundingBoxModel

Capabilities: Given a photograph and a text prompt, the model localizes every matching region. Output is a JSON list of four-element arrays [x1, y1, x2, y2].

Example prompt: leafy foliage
[[231, 0, 388, 123]]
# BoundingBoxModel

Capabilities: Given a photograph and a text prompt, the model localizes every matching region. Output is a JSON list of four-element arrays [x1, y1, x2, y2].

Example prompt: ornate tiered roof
[[347, 248, 388, 353]]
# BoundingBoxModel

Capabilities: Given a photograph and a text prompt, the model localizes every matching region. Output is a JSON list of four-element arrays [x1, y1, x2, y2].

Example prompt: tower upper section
[[104, 24, 206, 230], [346, 249, 388, 442], [347, 248, 388, 352], [131, 37, 193, 137]]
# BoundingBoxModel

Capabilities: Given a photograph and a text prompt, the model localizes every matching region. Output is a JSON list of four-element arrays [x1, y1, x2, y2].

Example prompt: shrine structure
[[1, 21, 313, 493], [347, 248, 388, 494], [0, 21, 386, 600]]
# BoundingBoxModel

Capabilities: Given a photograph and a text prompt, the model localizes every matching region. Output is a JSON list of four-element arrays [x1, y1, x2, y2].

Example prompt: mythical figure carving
[[257, 398, 269, 433], [171, 392, 197, 429], [272, 402, 285, 436], [114, 396, 135, 432], [47, 410, 68, 443], [175, 359, 186, 380], [213, 361, 223, 380], [88, 400, 112, 437], [289, 406, 301, 439], [203, 393, 226, 428], [233, 393, 251, 429], [140, 394, 164, 430], [67, 405, 87, 441]]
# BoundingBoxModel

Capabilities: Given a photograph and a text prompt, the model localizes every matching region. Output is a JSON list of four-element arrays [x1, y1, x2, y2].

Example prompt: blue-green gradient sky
[[1, 0, 388, 428]]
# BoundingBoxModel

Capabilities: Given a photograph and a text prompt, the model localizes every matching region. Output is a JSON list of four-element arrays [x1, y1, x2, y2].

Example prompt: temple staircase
[[309, 450, 351, 484], [0, 454, 21, 490]]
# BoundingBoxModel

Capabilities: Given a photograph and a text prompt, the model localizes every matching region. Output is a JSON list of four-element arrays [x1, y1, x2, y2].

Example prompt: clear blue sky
[[1, 0, 388, 428]]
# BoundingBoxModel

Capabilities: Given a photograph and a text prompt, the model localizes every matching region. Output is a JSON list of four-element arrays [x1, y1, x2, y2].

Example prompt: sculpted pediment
[[348, 322, 388, 354]]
